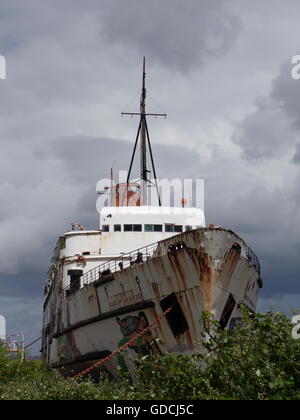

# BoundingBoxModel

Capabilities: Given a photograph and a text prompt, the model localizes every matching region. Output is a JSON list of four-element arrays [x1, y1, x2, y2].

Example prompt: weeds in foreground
[[0, 310, 299, 400]]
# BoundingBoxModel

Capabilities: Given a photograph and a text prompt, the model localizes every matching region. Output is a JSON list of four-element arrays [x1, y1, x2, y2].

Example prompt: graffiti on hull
[[117, 311, 160, 370]]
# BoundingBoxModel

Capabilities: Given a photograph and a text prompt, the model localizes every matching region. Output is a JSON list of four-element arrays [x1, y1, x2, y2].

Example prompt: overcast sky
[[0, 0, 300, 355]]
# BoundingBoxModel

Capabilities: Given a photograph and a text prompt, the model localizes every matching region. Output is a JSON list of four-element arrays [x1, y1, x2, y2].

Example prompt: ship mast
[[122, 57, 166, 206], [140, 57, 147, 204]]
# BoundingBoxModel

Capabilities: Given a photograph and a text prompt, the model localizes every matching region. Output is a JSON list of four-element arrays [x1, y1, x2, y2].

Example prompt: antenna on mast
[[110, 161, 116, 206], [122, 57, 166, 206]]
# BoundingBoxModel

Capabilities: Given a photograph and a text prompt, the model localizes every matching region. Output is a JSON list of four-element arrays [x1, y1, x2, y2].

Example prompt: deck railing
[[246, 246, 261, 275], [79, 241, 160, 289], [62, 229, 261, 295]]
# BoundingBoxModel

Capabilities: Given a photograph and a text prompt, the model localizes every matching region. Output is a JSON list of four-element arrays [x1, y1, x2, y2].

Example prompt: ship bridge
[[100, 205, 205, 254]]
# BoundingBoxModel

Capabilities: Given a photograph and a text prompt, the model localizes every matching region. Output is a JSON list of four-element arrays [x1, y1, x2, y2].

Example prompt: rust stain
[[196, 249, 213, 312], [185, 246, 200, 268], [182, 292, 198, 336], [148, 306, 172, 347], [220, 245, 241, 289], [151, 282, 161, 301], [135, 275, 144, 300], [66, 331, 81, 358], [167, 252, 188, 290], [177, 293, 196, 338], [185, 330, 193, 347]]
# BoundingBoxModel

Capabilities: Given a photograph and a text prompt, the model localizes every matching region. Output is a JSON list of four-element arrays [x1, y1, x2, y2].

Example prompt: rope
[[24, 336, 42, 350], [71, 305, 173, 379], [121, 90, 142, 114], [147, 92, 167, 116]]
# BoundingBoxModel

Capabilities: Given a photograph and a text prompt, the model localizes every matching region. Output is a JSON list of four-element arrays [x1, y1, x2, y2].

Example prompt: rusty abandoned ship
[[42, 59, 263, 379]]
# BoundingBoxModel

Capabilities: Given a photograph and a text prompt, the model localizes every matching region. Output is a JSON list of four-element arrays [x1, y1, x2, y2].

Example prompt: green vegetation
[[0, 310, 299, 400]]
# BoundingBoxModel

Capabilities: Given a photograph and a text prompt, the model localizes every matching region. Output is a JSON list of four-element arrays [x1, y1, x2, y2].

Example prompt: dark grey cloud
[[271, 61, 300, 129], [233, 97, 294, 161], [258, 293, 300, 315], [100, 0, 241, 71], [293, 143, 300, 165], [47, 135, 203, 183], [228, 58, 300, 297], [0, 271, 44, 299], [233, 61, 300, 162]]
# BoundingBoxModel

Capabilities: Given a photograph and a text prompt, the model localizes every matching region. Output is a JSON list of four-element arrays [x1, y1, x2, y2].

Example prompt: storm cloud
[[100, 0, 241, 71]]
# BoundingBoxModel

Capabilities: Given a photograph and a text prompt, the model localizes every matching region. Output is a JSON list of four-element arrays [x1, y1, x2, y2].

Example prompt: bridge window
[[114, 224, 121, 232], [185, 226, 192, 231], [144, 224, 163, 232], [102, 225, 110, 232], [165, 224, 183, 233], [124, 224, 142, 232]]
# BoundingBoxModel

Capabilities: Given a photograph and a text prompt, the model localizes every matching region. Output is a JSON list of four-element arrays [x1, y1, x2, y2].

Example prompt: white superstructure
[[100, 205, 205, 254], [50, 204, 205, 291]]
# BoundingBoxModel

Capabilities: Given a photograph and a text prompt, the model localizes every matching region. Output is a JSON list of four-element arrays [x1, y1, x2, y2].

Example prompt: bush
[[0, 310, 299, 400], [196, 310, 300, 400], [133, 310, 300, 400]]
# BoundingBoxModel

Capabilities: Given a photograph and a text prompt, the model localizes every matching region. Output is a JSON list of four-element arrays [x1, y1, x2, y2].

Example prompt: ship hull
[[42, 228, 262, 379]]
